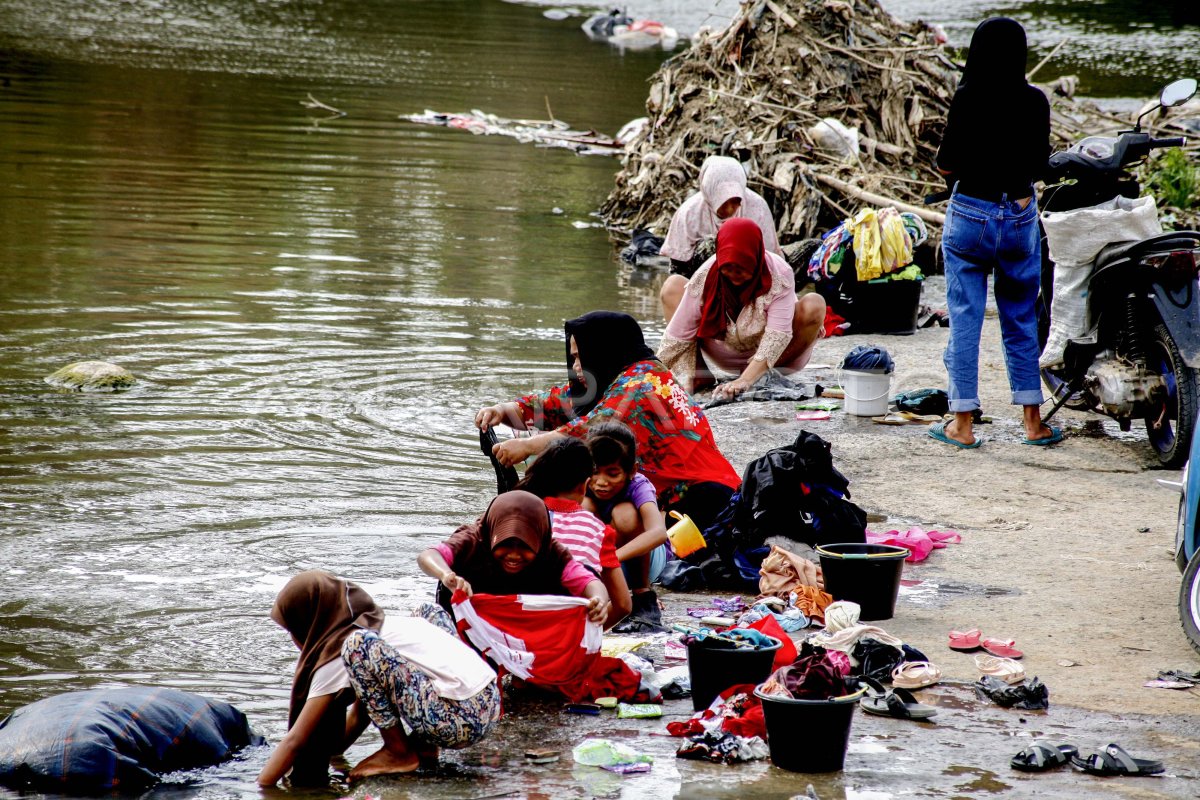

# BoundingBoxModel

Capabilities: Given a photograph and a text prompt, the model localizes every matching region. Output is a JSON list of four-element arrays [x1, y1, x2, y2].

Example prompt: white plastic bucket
[[840, 369, 890, 416]]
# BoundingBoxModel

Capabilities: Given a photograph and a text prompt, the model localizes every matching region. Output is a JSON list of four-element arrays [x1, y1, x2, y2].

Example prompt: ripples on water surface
[[0, 0, 1197, 797]]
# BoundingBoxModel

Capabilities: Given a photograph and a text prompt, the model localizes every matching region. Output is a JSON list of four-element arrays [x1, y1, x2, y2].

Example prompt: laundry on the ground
[[452, 591, 659, 702], [866, 527, 961, 562], [704, 369, 822, 408]]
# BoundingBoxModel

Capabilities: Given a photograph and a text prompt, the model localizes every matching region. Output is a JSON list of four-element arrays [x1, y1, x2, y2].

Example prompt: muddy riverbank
[[340, 311, 1200, 800]]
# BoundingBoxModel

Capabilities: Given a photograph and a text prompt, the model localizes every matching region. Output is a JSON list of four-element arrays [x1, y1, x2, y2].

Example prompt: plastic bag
[[572, 738, 654, 767], [808, 117, 859, 161]]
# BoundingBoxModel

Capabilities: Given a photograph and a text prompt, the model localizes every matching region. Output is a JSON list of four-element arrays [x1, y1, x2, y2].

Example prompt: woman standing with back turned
[[929, 17, 1062, 449]]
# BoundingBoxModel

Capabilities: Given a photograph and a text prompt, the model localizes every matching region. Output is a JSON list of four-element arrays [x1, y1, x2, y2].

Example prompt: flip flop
[[928, 421, 982, 449], [892, 661, 942, 689], [1023, 426, 1064, 446], [1011, 742, 1078, 772], [1071, 743, 1164, 776], [982, 638, 1023, 659], [975, 654, 1026, 685], [948, 628, 983, 652], [858, 682, 937, 721]]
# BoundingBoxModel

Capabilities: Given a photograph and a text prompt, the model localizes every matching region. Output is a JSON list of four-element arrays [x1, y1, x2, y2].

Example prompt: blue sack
[[0, 687, 263, 793]]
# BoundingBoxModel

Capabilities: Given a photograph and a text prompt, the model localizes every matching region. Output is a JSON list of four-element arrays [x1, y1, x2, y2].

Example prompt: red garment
[[744, 614, 798, 670], [516, 361, 741, 497], [697, 218, 772, 339], [451, 592, 655, 703], [665, 683, 766, 741], [822, 306, 848, 337]]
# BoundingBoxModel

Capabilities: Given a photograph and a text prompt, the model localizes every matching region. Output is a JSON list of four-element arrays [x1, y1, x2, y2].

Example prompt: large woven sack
[[1039, 195, 1161, 366]]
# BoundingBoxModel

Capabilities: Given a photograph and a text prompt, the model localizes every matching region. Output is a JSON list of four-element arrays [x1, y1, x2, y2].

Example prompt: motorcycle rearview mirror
[[1134, 78, 1197, 132], [1161, 78, 1198, 109]]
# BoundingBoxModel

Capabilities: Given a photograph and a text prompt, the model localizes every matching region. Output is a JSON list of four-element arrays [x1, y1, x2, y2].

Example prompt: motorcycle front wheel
[[1179, 550, 1200, 655], [1146, 322, 1199, 469]]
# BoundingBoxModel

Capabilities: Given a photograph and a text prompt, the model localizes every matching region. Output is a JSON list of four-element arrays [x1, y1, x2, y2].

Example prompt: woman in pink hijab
[[658, 156, 782, 322]]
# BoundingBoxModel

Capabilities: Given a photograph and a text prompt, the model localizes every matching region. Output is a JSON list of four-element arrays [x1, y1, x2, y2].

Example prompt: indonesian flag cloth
[[451, 591, 660, 703], [665, 683, 766, 740]]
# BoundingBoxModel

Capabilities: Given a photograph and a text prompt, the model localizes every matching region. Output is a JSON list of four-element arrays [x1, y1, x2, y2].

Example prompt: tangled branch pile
[[601, 0, 958, 242]]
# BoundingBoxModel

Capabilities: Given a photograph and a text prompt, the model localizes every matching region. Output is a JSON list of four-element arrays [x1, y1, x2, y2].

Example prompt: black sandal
[[1071, 744, 1164, 777], [855, 676, 937, 721], [1011, 742, 1078, 772]]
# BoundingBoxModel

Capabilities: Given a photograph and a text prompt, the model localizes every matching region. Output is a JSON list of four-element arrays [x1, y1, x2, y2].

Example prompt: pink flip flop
[[948, 628, 982, 652], [981, 638, 1023, 659]]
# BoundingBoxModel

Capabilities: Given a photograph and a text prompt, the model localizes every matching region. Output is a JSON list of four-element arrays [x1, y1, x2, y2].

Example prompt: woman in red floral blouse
[[475, 311, 741, 533]]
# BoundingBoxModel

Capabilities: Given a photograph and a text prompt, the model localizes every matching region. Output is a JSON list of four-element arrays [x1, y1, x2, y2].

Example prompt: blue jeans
[[942, 191, 1045, 412]]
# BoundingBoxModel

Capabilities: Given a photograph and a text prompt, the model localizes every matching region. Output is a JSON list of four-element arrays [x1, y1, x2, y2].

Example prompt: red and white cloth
[[543, 497, 618, 574], [451, 592, 658, 704]]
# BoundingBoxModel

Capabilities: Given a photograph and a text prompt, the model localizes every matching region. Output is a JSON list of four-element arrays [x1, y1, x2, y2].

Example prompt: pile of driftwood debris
[[601, 0, 958, 242], [600, 0, 1197, 244]]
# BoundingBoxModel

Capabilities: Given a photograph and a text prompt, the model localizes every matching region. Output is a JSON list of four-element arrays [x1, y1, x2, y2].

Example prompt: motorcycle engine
[[1085, 358, 1166, 417]]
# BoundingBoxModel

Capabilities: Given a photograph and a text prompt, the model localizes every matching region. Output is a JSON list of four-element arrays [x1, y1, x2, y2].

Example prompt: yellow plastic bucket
[[666, 510, 706, 557]]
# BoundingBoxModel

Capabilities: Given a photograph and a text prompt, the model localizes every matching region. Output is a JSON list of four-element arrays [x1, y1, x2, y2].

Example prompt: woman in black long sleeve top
[[929, 16, 1061, 449]]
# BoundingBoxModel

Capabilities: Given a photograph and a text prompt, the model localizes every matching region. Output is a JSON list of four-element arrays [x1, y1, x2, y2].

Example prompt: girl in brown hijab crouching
[[257, 570, 500, 785]]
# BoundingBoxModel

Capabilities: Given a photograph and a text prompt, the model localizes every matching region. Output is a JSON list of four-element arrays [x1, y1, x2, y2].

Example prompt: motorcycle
[[1163, 408, 1200, 653], [1038, 78, 1200, 468]]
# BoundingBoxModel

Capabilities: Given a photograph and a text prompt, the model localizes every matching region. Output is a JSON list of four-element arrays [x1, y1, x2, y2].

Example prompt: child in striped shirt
[[514, 437, 633, 628]]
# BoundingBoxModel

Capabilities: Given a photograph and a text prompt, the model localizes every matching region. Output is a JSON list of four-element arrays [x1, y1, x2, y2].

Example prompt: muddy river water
[[1, 1, 1199, 798]]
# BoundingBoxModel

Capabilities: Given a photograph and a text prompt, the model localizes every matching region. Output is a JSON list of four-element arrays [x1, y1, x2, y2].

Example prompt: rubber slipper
[[859, 686, 937, 720], [1011, 742, 1078, 772], [892, 661, 942, 689], [1071, 743, 1164, 776], [981, 638, 1023, 659], [974, 654, 1026, 685], [1023, 426, 1064, 446], [948, 628, 982, 652], [928, 421, 982, 449]]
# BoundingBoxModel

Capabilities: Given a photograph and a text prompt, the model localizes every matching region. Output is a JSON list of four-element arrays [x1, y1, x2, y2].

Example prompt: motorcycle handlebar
[[1149, 136, 1187, 149]]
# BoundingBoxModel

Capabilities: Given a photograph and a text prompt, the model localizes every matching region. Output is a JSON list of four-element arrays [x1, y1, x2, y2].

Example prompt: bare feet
[[348, 747, 420, 780], [417, 745, 440, 769]]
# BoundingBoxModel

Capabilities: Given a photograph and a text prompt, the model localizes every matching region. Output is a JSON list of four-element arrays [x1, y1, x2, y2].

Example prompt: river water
[[0, 1, 1197, 797]]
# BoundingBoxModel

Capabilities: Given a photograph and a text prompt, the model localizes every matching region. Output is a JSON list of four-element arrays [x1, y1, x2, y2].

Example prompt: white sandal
[[891, 660, 942, 689], [974, 653, 1026, 685]]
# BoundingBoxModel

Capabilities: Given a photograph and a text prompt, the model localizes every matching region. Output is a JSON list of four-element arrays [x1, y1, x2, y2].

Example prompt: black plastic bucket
[[816, 542, 908, 621], [687, 636, 782, 711], [755, 686, 866, 772]]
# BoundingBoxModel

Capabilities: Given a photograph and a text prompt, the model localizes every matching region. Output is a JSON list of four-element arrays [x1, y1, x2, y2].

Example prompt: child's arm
[[257, 693, 338, 786], [615, 501, 669, 561], [582, 579, 612, 625], [601, 566, 633, 629], [417, 548, 473, 596]]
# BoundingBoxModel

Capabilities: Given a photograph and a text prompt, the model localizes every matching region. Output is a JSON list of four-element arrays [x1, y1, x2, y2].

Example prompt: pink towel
[[865, 527, 961, 562]]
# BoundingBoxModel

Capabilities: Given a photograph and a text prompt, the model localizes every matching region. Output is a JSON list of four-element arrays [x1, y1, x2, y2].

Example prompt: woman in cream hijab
[[658, 156, 782, 321]]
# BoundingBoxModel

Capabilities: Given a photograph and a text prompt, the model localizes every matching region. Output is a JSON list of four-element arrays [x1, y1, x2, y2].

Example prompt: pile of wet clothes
[[667, 684, 770, 764], [803, 601, 928, 683], [757, 642, 853, 699]]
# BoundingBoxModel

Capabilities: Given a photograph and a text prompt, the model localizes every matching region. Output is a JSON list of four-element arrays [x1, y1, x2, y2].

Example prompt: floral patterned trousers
[[341, 603, 500, 748]]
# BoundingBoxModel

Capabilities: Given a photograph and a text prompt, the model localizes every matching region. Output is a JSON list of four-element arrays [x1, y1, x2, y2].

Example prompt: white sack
[[1039, 195, 1162, 367], [807, 117, 859, 161]]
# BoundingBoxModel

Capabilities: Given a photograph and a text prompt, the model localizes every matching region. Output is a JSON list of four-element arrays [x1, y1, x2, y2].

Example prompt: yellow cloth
[[847, 206, 913, 281], [601, 638, 649, 657]]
